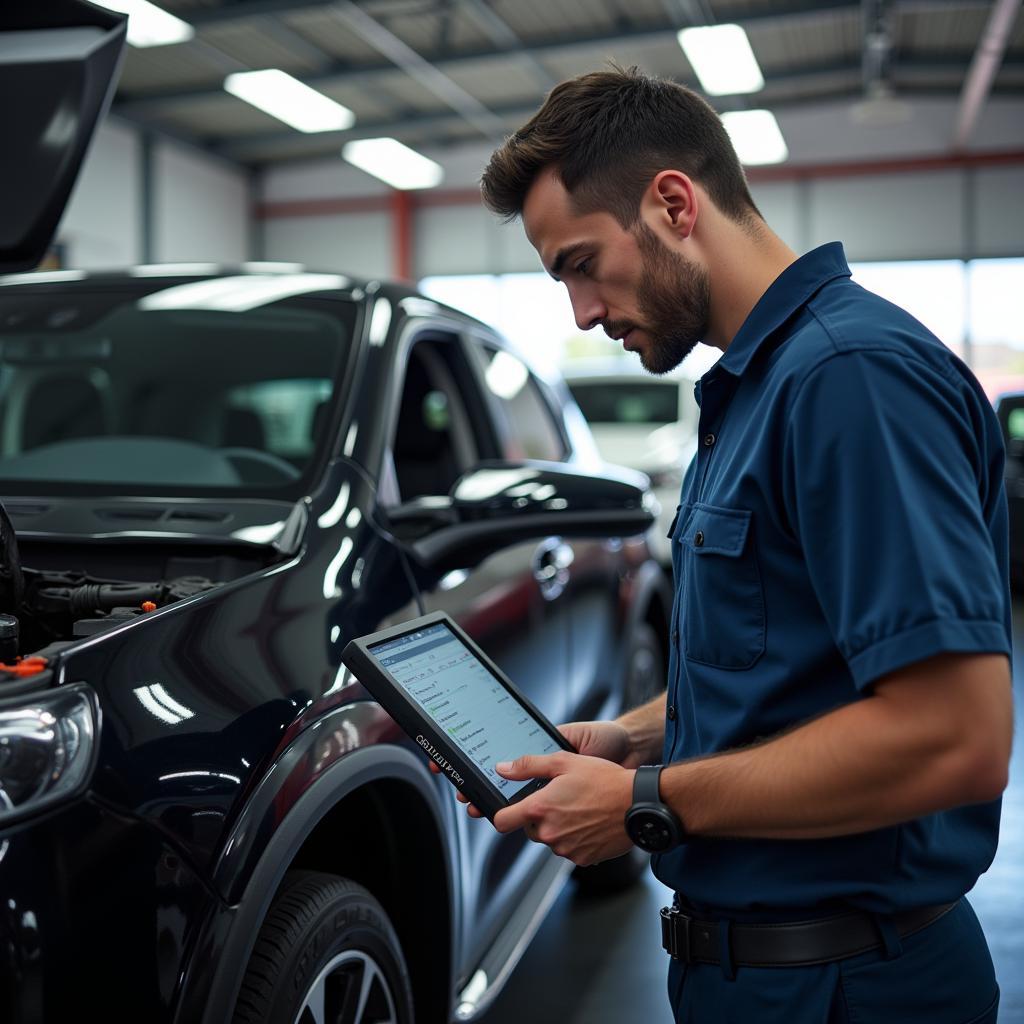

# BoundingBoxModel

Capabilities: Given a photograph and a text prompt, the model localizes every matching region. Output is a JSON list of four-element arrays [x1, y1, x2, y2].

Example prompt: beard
[[608, 222, 711, 375]]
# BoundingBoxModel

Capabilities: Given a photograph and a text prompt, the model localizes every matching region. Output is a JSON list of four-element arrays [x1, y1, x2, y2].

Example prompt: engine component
[[0, 614, 19, 663], [0, 503, 24, 614]]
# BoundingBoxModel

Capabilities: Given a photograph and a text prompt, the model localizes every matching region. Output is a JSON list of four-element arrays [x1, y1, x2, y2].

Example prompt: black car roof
[[0, 264, 494, 336]]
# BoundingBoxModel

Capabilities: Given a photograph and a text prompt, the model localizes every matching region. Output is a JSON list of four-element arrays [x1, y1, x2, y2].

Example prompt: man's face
[[523, 170, 710, 375]]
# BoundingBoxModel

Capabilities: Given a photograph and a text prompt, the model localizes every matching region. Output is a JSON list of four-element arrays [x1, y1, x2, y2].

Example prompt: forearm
[[661, 654, 1011, 840], [615, 692, 667, 768]]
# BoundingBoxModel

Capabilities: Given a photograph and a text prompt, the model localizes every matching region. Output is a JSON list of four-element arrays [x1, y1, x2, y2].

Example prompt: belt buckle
[[660, 906, 692, 962]]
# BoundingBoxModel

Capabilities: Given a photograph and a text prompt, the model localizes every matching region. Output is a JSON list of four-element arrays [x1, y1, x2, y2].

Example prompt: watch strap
[[633, 764, 663, 805]]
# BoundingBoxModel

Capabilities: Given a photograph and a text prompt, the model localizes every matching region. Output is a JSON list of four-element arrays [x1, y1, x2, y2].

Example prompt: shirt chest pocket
[[674, 503, 766, 670]]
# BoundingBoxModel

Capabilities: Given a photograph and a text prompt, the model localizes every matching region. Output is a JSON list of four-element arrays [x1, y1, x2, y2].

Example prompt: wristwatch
[[624, 765, 686, 853]]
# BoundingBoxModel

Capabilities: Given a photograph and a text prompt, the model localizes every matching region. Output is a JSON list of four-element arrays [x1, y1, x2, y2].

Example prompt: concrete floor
[[482, 603, 1024, 1024]]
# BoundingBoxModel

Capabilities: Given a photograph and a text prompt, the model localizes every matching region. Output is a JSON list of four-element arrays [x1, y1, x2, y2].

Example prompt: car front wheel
[[232, 871, 414, 1024]]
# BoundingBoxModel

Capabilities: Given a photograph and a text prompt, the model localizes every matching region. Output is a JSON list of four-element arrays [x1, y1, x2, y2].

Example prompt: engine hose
[[34, 583, 163, 616]]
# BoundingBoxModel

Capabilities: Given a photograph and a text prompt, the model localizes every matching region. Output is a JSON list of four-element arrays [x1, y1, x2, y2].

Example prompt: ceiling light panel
[[91, 0, 194, 47], [678, 24, 765, 96], [342, 139, 444, 191], [721, 110, 789, 166], [224, 70, 356, 133]]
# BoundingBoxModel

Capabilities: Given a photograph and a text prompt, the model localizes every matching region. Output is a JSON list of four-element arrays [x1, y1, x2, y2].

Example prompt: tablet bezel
[[342, 610, 575, 820]]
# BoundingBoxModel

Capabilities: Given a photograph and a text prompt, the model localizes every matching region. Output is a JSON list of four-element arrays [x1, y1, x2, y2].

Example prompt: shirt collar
[[710, 241, 852, 381]]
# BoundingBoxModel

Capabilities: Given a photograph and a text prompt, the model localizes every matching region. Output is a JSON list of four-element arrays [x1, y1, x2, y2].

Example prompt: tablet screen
[[368, 622, 562, 797]]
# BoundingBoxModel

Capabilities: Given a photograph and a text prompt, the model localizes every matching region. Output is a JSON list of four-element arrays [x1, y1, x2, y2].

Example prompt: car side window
[[391, 335, 492, 501], [471, 343, 568, 462], [998, 396, 1024, 461]]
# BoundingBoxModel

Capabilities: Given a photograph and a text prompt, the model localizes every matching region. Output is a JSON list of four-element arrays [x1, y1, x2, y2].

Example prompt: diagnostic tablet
[[342, 611, 574, 820]]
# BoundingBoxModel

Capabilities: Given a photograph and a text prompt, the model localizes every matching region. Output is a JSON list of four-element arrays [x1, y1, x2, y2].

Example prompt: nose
[[567, 284, 606, 332]]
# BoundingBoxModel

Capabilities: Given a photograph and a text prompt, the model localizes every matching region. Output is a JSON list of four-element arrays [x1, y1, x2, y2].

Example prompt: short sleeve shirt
[[653, 242, 1012, 916]]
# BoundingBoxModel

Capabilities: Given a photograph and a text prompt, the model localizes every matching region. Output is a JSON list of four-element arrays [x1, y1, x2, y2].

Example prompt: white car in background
[[565, 363, 699, 566]]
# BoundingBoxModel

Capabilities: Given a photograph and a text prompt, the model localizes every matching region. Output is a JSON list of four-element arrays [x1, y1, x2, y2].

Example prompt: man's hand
[[490, 751, 635, 866], [557, 719, 635, 765], [426, 718, 638, 818]]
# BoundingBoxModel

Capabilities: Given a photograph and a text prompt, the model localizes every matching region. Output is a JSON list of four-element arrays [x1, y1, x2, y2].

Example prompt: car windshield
[[0, 278, 356, 498], [568, 380, 678, 425]]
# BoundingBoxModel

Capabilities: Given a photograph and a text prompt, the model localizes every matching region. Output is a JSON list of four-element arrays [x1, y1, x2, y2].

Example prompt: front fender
[[173, 711, 452, 1024]]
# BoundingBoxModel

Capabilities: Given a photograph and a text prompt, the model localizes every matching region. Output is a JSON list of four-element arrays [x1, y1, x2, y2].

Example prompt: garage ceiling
[[111, 0, 1024, 167]]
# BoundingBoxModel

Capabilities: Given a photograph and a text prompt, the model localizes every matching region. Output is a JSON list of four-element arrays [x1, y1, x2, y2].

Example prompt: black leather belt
[[661, 900, 957, 967]]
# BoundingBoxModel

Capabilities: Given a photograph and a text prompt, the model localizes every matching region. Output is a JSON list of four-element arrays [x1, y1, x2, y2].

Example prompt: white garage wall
[[260, 160, 1023, 278], [57, 120, 141, 268], [806, 170, 967, 262], [153, 142, 250, 263], [53, 118, 251, 270], [259, 96, 1024, 278], [973, 166, 1024, 259], [262, 211, 392, 278]]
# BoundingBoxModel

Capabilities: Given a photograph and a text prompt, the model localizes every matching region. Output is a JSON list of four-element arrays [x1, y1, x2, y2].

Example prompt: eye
[[575, 257, 593, 277]]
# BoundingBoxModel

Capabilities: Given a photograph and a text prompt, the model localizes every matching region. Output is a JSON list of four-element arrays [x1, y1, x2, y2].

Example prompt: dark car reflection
[[0, 266, 671, 1024]]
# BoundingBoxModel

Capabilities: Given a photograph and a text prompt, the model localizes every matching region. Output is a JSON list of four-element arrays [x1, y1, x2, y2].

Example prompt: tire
[[232, 871, 414, 1024], [574, 621, 666, 895], [621, 621, 666, 714]]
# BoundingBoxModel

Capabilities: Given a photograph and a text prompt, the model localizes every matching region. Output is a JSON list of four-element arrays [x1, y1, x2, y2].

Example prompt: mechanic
[[462, 66, 1014, 1023]]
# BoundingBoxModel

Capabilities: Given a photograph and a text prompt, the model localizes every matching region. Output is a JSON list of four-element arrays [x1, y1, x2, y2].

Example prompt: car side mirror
[[389, 461, 657, 570]]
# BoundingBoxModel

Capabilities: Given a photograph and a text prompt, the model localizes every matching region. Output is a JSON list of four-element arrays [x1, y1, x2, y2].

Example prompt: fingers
[[495, 752, 568, 781], [493, 804, 530, 834]]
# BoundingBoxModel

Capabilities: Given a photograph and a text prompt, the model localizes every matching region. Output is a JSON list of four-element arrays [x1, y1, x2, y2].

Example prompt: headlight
[[0, 686, 97, 826]]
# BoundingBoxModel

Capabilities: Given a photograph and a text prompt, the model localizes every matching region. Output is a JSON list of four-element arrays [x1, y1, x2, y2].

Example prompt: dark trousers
[[667, 899, 999, 1024]]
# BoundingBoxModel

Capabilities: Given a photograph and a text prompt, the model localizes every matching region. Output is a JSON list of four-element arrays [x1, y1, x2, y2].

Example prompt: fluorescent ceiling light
[[721, 110, 789, 166], [677, 24, 764, 96], [224, 70, 355, 133], [342, 138, 444, 190], [91, 0, 194, 48]]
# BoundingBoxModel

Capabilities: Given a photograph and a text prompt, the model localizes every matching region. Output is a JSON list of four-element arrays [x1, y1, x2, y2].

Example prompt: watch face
[[626, 810, 678, 853]]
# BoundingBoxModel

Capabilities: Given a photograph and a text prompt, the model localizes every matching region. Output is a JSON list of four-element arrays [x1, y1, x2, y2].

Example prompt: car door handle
[[532, 538, 574, 599]]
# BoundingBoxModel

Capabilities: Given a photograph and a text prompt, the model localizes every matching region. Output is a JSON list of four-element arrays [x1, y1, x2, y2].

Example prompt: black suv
[[0, 267, 671, 1023]]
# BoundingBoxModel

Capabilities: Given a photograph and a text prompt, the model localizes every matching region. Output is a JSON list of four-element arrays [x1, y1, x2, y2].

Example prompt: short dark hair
[[480, 65, 761, 229]]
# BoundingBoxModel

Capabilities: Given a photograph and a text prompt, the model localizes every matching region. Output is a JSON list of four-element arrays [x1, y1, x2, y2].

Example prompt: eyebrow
[[548, 242, 590, 281]]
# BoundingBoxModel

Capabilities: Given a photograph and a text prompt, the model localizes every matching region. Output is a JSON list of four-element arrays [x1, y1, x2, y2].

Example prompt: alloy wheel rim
[[294, 948, 398, 1024]]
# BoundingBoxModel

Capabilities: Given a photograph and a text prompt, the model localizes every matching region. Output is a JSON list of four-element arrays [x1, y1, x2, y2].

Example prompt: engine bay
[[0, 501, 267, 674]]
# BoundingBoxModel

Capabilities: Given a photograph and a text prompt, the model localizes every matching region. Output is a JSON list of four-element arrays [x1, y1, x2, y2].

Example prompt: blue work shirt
[[653, 242, 1012, 917]]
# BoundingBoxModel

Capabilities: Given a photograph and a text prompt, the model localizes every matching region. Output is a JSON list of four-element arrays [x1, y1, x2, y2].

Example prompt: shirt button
[[671, 628, 679, 645], [667, 705, 677, 721], [703, 433, 716, 447], [694, 530, 704, 547]]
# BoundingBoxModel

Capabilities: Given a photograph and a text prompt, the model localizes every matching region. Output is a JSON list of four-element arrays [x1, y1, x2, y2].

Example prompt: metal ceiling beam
[[213, 61, 1022, 163], [234, 85, 1024, 167], [456, 0, 557, 90], [861, 0, 896, 98], [952, 0, 1023, 149], [209, 58, 863, 158], [326, 0, 507, 139], [660, 0, 715, 29], [182, 0, 839, 26], [182, 0, 986, 27], [199, 52, 1023, 160], [110, 2, 865, 118], [250, 13, 336, 67]]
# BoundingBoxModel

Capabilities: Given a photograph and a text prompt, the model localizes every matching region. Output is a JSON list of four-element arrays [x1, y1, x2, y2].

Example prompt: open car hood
[[0, 2, 126, 273]]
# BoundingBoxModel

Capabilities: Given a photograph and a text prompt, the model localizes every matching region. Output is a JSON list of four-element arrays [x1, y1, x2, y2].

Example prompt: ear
[[642, 170, 697, 241]]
